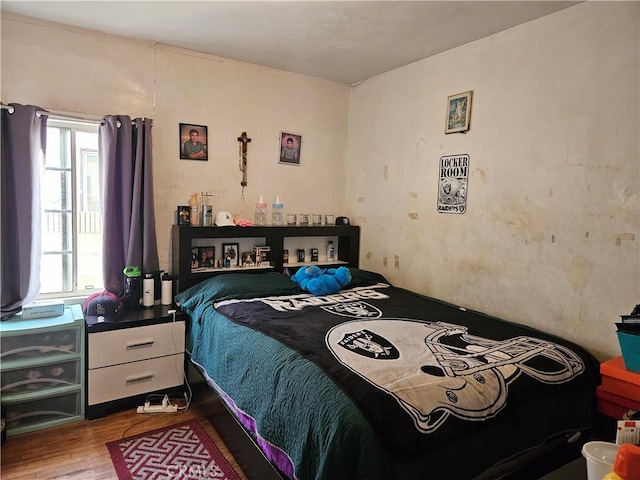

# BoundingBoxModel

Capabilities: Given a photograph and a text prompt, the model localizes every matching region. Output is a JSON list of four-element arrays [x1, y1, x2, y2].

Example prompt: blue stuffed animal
[[291, 265, 352, 296]]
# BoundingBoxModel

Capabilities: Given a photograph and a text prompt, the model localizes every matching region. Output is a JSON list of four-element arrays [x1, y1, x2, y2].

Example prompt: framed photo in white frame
[[222, 243, 239, 267]]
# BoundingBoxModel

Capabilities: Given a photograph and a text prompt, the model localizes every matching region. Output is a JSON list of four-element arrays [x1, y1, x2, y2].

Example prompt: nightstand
[[85, 304, 186, 419]]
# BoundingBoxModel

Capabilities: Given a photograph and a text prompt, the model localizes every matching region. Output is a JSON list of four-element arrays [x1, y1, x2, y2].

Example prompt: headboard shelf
[[171, 225, 360, 292]]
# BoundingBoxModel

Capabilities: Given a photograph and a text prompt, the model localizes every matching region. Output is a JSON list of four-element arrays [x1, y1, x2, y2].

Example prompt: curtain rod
[[2, 103, 152, 127], [1, 103, 49, 117], [1, 103, 107, 123]]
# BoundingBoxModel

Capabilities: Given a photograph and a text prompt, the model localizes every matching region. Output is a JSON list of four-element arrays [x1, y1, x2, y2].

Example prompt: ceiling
[[1, 1, 580, 85]]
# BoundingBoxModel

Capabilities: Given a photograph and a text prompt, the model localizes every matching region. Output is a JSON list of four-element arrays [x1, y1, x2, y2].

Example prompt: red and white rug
[[107, 419, 242, 480]]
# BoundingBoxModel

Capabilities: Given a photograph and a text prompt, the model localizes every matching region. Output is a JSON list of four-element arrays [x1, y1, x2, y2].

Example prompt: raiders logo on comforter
[[216, 284, 596, 460]]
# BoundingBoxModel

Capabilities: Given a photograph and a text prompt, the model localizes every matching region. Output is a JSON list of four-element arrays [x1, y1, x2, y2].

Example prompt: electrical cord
[[135, 308, 193, 414]]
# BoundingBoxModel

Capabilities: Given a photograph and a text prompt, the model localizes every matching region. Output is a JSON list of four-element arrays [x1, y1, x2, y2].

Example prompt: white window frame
[[39, 116, 103, 301]]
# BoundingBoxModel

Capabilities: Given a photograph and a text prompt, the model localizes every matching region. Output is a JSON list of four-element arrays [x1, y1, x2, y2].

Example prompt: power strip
[[137, 404, 178, 413], [137, 394, 178, 414]]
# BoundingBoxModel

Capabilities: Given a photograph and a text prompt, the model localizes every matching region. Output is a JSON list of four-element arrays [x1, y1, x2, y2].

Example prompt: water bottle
[[123, 266, 142, 310], [142, 273, 154, 307], [161, 273, 173, 305], [272, 196, 283, 226], [201, 191, 213, 226], [255, 195, 267, 226], [327, 241, 335, 262]]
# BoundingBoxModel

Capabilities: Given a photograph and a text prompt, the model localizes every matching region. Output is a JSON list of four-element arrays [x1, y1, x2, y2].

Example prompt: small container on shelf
[[327, 241, 335, 262]]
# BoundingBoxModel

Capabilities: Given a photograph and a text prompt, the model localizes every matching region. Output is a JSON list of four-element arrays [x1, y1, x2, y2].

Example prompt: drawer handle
[[126, 373, 154, 383], [125, 339, 155, 349]]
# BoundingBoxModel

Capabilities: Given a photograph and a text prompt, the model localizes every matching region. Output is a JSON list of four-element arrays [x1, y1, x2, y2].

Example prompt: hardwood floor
[[0, 387, 248, 480]]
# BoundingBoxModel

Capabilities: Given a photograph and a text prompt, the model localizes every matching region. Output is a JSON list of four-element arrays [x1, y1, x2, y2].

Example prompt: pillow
[[175, 272, 303, 313], [344, 268, 390, 289]]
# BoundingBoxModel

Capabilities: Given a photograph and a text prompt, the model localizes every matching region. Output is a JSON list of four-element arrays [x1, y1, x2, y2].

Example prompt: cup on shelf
[[300, 214, 309, 226], [325, 214, 334, 226], [312, 214, 322, 226], [287, 213, 297, 226]]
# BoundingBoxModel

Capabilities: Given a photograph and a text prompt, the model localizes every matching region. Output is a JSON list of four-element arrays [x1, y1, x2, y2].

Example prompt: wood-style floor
[[0, 387, 248, 480]]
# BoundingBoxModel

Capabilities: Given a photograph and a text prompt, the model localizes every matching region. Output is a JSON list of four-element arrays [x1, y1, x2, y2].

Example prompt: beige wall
[[2, 3, 638, 361], [1, 13, 350, 271], [347, 2, 640, 360]]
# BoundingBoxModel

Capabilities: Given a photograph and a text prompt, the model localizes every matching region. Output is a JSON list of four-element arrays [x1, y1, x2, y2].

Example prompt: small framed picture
[[279, 132, 302, 166], [241, 251, 255, 267], [177, 206, 191, 225], [222, 243, 239, 267], [180, 123, 208, 160], [445, 91, 472, 134], [197, 246, 215, 268]]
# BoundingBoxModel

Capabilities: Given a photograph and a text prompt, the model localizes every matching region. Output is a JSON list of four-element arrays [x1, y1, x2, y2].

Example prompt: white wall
[[1, 13, 350, 271], [346, 2, 639, 361]]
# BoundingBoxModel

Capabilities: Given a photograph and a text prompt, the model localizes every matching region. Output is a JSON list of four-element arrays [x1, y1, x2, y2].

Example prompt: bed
[[175, 269, 600, 480]]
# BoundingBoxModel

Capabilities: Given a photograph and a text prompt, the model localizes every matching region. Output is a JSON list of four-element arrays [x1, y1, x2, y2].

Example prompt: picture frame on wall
[[279, 132, 302, 165], [445, 91, 473, 134], [222, 243, 239, 267], [180, 123, 208, 160]]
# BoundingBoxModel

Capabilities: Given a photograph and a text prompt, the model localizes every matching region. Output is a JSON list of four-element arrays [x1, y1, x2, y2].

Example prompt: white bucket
[[581, 441, 618, 480]]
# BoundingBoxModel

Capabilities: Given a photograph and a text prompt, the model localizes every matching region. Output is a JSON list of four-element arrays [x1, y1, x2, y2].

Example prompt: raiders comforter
[[177, 271, 599, 480]]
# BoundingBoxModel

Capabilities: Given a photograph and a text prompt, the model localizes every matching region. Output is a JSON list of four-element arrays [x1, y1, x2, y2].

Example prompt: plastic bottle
[[142, 273, 154, 307], [603, 443, 640, 480], [189, 192, 199, 226], [327, 241, 335, 262], [272, 197, 284, 226], [161, 273, 173, 305], [255, 195, 267, 226]]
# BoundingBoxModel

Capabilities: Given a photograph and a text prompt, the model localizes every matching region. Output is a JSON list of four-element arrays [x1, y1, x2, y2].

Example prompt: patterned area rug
[[107, 419, 242, 480]]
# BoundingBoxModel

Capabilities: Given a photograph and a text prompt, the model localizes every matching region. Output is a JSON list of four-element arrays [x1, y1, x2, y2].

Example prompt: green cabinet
[[0, 305, 85, 436]]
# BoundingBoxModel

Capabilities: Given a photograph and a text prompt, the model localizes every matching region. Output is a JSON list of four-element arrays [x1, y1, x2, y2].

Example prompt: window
[[40, 117, 103, 297]]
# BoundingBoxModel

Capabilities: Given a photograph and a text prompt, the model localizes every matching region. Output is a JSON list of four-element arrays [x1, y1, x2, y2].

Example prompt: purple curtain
[[1, 104, 48, 318], [99, 116, 159, 297]]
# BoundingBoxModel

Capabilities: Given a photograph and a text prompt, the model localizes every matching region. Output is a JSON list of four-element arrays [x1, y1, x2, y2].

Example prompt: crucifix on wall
[[238, 131, 251, 197]]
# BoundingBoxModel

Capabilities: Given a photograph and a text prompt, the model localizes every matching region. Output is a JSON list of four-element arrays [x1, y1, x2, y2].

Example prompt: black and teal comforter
[[176, 271, 599, 480]]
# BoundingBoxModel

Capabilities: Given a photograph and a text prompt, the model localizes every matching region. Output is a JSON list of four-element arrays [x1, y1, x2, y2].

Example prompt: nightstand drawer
[[88, 353, 184, 405], [88, 321, 185, 368]]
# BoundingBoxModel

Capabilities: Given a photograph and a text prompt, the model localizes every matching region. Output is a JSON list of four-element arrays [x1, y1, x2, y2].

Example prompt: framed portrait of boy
[[278, 132, 302, 166], [180, 123, 208, 160], [445, 91, 472, 134]]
